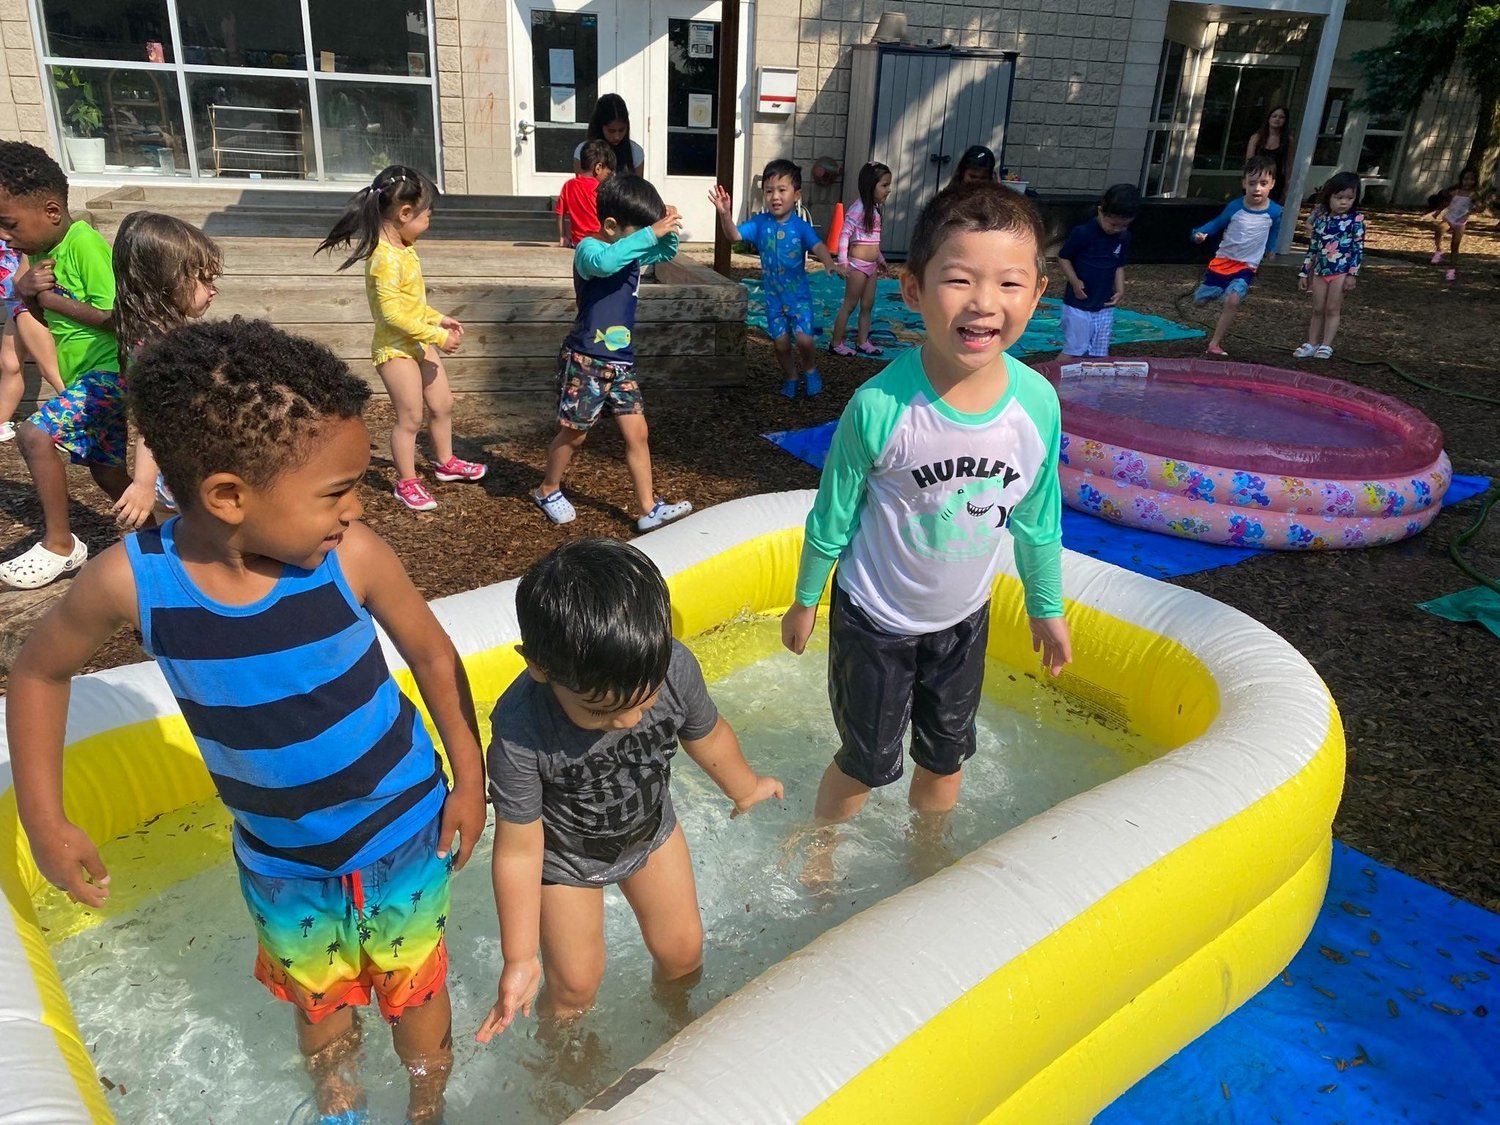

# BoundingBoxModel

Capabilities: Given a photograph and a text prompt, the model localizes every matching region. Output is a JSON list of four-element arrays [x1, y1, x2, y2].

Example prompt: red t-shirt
[[556, 175, 602, 245]]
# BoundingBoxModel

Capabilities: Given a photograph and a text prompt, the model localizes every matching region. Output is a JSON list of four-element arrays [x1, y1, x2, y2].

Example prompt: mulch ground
[[2, 212, 1496, 911]]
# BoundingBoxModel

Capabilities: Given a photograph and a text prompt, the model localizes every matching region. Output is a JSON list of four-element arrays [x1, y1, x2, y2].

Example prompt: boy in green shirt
[[0, 141, 121, 589]]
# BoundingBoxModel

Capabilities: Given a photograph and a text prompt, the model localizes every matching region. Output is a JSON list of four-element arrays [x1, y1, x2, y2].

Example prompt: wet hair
[[1317, 171, 1362, 212], [586, 94, 637, 173], [1099, 182, 1142, 220], [857, 161, 892, 232], [517, 538, 673, 706], [579, 139, 617, 175], [0, 140, 67, 203], [112, 211, 223, 372], [315, 164, 438, 271], [129, 318, 371, 506], [948, 145, 996, 189], [596, 174, 666, 230], [1244, 154, 1278, 182], [761, 158, 802, 191], [907, 182, 1046, 284]]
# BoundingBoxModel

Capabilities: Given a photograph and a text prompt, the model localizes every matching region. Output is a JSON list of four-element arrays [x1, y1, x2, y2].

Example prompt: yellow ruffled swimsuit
[[366, 240, 448, 366]]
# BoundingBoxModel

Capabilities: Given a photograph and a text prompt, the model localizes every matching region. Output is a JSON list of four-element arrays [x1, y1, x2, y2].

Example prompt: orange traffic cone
[[827, 201, 844, 254]]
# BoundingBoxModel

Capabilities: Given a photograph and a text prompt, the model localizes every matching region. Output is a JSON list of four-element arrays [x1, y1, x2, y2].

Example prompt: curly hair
[[907, 182, 1046, 284], [129, 318, 371, 505], [0, 140, 67, 201], [113, 212, 223, 371]]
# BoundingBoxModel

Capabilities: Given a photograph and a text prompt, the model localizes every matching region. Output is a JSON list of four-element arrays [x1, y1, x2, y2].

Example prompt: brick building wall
[[0, 0, 54, 158]]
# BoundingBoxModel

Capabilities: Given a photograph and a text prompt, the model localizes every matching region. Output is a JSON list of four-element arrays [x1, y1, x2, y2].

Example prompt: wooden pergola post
[[713, 0, 741, 277]]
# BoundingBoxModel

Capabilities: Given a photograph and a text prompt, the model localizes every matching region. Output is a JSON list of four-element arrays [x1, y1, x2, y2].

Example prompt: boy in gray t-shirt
[[475, 539, 782, 1042]]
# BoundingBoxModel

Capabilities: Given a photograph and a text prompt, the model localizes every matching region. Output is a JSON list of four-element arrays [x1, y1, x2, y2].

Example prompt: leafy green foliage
[[53, 68, 102, 139]]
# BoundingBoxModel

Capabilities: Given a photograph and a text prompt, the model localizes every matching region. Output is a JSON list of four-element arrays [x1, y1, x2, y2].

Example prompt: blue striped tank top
[[124, 521, 446, 879]]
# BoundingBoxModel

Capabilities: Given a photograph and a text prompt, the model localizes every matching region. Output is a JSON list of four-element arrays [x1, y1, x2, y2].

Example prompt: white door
[[644, 0, 729, 240], [510, 0, 647, 199]]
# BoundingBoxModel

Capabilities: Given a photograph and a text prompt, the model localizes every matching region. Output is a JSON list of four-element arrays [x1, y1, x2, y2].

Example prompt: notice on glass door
[[689, 22, 715, 58], [688, 93, 713, 129], [549, 48, 575, 85], [550, 85, 577, 123]]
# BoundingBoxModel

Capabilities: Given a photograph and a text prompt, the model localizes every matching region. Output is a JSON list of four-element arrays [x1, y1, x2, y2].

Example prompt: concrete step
[[86, 186, 554, 212]]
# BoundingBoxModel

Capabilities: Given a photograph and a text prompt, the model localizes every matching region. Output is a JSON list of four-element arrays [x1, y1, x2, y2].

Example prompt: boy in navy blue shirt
[[531, 175, 693, 533], [1055, 183, 1139, 363]]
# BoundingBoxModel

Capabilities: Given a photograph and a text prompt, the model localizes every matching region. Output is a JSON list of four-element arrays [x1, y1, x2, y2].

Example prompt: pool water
[[1060, 377, 1401, 450], [41, 615, 1155, 1123]]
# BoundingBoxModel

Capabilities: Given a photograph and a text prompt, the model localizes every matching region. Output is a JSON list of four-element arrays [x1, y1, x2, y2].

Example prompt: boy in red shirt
[[556, 140, 616, 247]]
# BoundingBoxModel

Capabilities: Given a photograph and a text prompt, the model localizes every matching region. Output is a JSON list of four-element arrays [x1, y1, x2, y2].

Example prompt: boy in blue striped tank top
[[8, 320, 486, 1124]]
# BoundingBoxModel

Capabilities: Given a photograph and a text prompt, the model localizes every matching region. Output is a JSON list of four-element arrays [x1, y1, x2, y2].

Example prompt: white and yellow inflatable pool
[[0, 491, 1343, 1123]]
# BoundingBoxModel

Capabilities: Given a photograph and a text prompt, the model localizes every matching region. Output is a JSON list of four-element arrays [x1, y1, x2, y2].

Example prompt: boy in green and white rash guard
[[782, 184, 1072, 831]]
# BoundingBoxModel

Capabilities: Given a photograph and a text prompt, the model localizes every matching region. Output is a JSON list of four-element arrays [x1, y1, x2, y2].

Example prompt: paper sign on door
[[549, 48, 575, 85], [550, 86, 577, 123], [688, 93, 713, 129], [689, 22, 715, 58]]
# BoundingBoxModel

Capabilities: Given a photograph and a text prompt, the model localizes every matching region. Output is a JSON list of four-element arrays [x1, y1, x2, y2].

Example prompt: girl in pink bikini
[[829, 161, 892, 358]]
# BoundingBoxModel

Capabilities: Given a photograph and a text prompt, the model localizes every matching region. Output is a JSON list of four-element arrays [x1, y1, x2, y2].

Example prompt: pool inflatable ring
[[1039, 358, 1451, 550], [0, 492, 1343, 1123]]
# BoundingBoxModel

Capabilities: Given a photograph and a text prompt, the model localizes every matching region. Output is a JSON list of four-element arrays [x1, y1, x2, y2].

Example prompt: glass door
[[644, 1, 721, 240], [1141, 39, 1197, 198]]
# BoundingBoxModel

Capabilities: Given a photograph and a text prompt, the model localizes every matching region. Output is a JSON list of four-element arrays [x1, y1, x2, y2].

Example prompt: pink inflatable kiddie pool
[[1037, 358, 1451, 550]]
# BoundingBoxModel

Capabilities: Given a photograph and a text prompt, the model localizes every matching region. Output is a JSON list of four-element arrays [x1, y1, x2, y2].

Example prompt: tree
[[1355, 1, 1500, 184]]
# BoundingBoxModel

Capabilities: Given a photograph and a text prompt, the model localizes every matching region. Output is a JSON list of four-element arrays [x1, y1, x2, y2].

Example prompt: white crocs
[[637, 498, 692, 532], [1292, 342, 1317, 359], [0, 534, 87, 590]]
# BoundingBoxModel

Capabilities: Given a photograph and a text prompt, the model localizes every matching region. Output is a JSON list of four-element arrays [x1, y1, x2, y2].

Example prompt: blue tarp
[[742, 274, 1204, 359], [763, 418, 1494, 582], [1101, 843, 1500, 1123]]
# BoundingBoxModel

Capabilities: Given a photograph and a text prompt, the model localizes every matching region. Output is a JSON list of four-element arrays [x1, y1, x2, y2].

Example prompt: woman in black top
[[1245, 106, 1294, 204]]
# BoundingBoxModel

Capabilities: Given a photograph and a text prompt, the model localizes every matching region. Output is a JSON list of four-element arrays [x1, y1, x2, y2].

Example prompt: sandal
[[0, 534, 88, 590], [856, 341, 884, 357], [830, 342, 857, 357], [1313, 345, 1334, 360], [532, 488, 576, 525], [1205, 344, 1229, 358]]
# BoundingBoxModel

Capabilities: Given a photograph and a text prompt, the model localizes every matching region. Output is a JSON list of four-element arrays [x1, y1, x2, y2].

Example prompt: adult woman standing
[[573, 94, 645, 177], [1245, 106, 1294, 204]]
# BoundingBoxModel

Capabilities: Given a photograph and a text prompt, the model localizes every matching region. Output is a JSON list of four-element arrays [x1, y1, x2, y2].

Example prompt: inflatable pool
[[1040, 358, 1451, 550], [0, 492, 1344, 1123]]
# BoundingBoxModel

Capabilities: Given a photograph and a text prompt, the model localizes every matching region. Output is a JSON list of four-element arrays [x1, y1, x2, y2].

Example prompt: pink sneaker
[[1430, 251, 1444, 265], [1444, 268, 1457, 282], [394, 477, 437, 511], [432, 455, 487, 482]]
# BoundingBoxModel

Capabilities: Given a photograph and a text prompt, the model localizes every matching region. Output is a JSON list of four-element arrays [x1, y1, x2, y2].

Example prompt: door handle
[[930, 153, 951, 165], [517, 119, 535, 136]]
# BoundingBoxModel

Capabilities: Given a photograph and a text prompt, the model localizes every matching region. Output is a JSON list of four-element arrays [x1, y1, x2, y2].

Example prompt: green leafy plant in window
[[54, 68, 103, 138]]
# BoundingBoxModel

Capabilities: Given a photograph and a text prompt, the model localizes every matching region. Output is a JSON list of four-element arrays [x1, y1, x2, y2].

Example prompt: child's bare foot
[[905, 810, 957, 881], [302, 1013, 366, 1119]]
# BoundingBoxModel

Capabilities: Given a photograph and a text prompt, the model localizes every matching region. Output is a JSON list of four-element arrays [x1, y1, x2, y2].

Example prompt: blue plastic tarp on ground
[[1101, 842, 1499, 1124], [763, 421, 1492, 582], [742, 273, 1204, 358]]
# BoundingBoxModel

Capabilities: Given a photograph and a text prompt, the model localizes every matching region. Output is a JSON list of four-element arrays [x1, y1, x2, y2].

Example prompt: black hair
[[1099, 182, 1142, 219], [1244, 154, 1278, 182], [596, 174, 666, 230], [516, 538, 673, 705], [857, 161, 892, 232], [315, 164, 438, 271], [586, 94, 637, 174], [579, 139, 617, 174], [948, 145, 996, 189], [129, 318, 371, 505], [907, 182, 1046, 283], [0, 140, 67, 203], [761, 158, 802, 191], [1317, 171, 1361, 212]]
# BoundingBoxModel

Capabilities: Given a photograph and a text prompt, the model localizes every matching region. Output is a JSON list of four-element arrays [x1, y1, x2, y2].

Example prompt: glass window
[[40, 0, 173, 64], [311, 0, 431, 77], [318, 81, 437, 181], [1193, 64, 1295, 171], [665, 18, 719, 178], [176, 0, 305, 69], [51, 65, 190, 176], [1194, 66, 1238, 171], [1357, 133, 1401, 179], [189, 74, 313, 179], [1153, 41, 1186, 125], [530, 10, 600, 173], [1313, 86, 1354, 165]]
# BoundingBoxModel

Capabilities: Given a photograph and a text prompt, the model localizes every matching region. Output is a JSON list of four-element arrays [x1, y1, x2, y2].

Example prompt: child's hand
[[708, 185, 733, 214], [1345, 275, 1356, 291], [440, 329, 461, 354], [1297, 274, 1309, 292], [731, 774, 785, 818], [652, 206, 683, 239], [16, 261, 55, 298], [1069, 279, 1088, 301], [1106, 283, 1123, 307], [437, 780, 487, 871], [1192, 231, 1207, 244], [1030, 616, 1072, 678], [781, 602, 818, 655], [111, 480, 158, 530], [440, 316, 464, 337], [32, 819, 111, 908], [474, 957, 542, 1043]]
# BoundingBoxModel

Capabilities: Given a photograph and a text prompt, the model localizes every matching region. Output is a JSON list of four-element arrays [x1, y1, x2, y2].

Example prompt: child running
[[317, 164, 486, 513], [557, 139, 616, 247], [7, 319, 487, 1124], [0, 141, 121, 589], [475, 538, 782, 1041], [829, 161, 892, 358], [108, 211, 223, 529], [0, 236, 64, 442], [532, 175, 693, 532], [1429, 166, 1489, 283], [1056, 183, 1139, 364], [781, 184, 1071, 874], [710, 160, 841, 399], [1294, 172, 1364, 361], [1190, 154, 1282, 358]]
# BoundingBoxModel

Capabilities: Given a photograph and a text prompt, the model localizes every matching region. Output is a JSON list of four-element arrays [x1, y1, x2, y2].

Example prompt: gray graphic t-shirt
[[487, 641, 720, 887]]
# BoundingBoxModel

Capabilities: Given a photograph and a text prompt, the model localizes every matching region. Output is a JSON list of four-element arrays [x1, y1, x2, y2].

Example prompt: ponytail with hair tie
[[317, 164, 436, 270]]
